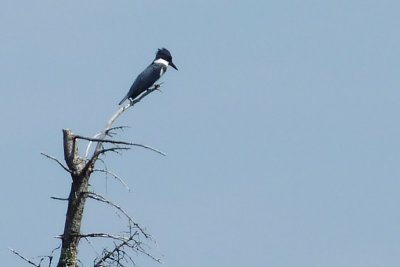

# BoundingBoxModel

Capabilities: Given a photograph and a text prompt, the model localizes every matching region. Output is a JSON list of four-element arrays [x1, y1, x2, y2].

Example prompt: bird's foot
[[152, 83, 163, 93]]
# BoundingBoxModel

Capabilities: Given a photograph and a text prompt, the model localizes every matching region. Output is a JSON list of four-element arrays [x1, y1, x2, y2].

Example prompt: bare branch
[[85, 132, 102, 159], [40, 152, 71, 173], [50, 196, 69, 201], [77, 135, 167, 156], [90, 223, 161, 267], [93, 169, 131, 191], [38, 245, 60, 267], [126, 143, 166, 156], [85, 147, 130, 170], [94, 238, 131, 267], [128, 83, 162, 106], [85, 84, 162, 160], [104, 126, 131, 137], [10, 246, 61, 267], [76, 135, 131, 145], [96, 147, 131, 156], [80, 232, 136, 242], [9, 248, 40, 267], [85, 192, 149, 238], [136, 246, 163, 263]]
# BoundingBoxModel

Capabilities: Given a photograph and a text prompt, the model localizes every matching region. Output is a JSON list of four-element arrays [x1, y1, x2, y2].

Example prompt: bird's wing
[[118, 64, 162, 105]]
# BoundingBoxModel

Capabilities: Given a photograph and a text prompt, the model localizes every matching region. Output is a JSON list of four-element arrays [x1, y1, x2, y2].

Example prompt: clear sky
[[1, 0, 399, 266]]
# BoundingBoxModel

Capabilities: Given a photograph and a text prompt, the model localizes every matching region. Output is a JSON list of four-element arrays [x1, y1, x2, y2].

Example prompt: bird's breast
[[160, 66, 167, 77]]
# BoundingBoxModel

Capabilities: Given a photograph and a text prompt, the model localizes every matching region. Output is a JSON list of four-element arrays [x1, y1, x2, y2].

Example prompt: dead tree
[[11, 85, 164, 267], [58, 86, 164, 267]]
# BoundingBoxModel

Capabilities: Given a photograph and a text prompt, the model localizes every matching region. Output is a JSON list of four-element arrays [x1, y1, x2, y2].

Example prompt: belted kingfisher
[[118, 48, 178, 105]]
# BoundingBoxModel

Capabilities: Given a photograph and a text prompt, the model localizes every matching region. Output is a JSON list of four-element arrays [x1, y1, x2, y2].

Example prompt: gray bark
[[57, 129, 92, 267]]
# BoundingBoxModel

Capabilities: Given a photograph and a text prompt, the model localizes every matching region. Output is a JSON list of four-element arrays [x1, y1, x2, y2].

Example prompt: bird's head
[[156, 48, 178, 70]]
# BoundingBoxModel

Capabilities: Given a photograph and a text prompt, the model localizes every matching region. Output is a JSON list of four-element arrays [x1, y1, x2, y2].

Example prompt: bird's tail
[[118, 95, 128, 105]]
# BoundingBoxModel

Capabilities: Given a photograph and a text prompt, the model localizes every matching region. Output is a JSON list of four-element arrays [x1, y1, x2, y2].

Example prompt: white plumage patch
[[154, 58, 169, 67]]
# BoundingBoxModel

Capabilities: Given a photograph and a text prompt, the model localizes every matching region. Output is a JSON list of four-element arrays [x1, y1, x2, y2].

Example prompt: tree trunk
[[57, 129, 90, 267]]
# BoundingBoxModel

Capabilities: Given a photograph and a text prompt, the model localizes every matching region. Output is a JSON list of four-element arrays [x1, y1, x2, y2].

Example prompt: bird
[[118, 48, 178, 105]]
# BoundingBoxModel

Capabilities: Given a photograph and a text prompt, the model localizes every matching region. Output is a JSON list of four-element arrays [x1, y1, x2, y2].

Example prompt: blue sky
[[1, 0, 399, 266]]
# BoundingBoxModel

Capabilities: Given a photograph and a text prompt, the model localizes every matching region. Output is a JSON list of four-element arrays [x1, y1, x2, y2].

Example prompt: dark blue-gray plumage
[[119, 48, 178, 105]]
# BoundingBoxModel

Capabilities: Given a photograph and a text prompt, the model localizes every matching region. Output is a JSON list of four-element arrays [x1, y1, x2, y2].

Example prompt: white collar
[[154, 58, 169, 67]]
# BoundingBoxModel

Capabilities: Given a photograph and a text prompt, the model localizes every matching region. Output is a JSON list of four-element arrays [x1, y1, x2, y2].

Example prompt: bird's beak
[[170, 61, 178, 70]]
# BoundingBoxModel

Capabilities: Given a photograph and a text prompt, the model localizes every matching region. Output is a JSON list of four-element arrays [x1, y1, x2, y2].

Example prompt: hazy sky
[[1, 1, 399, 266]]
